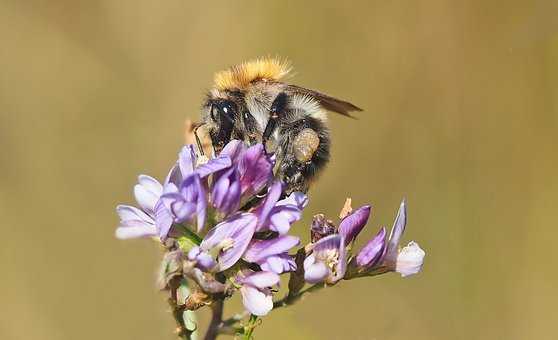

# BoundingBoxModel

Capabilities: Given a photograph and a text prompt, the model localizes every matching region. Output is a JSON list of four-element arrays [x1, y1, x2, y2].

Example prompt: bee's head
[[202, 92, 242, 151]]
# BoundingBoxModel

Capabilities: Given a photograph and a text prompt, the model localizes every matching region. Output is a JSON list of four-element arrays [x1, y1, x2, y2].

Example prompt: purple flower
[[243, 235, 300, 274], [160, 173, 207, 234], [210, 167, 241, 217], [303, 234, 347, 284], [380, 200, 425, 277], [116, 175, 163, 239], [115, 205, 158, 239], [230, 142, 274, 198], [198, 213, 258, 271], [165, 144, 232, 190], [355, 227, 386, 268], [237, 271, 280, 316], [393, 241, 425, 277], [187, 246, 217, 272], [254, 181, 308, 235], [338, 205, 371, 246]]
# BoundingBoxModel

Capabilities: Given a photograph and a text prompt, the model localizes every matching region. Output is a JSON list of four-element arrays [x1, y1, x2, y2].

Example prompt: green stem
[[169, 298, 191, 340], [242, 315, 259, 340]]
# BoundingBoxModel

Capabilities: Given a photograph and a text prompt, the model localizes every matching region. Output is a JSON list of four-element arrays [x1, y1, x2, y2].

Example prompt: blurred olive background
[[1, 1, 557, 339]]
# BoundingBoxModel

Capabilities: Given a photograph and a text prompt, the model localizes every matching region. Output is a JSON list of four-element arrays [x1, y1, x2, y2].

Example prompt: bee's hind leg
[[280, 117, 330, 194]]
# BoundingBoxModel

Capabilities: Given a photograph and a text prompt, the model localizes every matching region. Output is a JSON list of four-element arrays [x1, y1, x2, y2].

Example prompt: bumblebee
[[196, 58, 361, 194]]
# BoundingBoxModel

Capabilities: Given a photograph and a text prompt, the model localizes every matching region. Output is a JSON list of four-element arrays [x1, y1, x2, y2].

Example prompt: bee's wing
[[286, 84, 362, 118]]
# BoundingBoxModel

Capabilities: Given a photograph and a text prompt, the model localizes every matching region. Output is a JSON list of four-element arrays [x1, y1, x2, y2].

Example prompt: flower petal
[[239, 271, 280, 288], [154, 199, 173, 239], [243, 235, 300, 263], [188, 247, 217, 271], [259, 254, 296, 274], [255, 181, 282, 228], [240, 286, 273, 316], [115, 220, 158, 239], [356, 227, 386, 268], [219, 140, 246, 163], [134, 184, 159, 213], [338, 205, 371, 246], [138, 175, 163, 196], [330, 237, 347, 283], [196, 155, 232, 178], [238, 144, 273, 197], [116, 205, 152, 223], [179, 145, 197, 178], [385, 199, 407, 262], [276, 191, 308, 209], [395, 241, 425, 277], [312, 234, 343, 258], [303, 255, 329, 284], [201, 213, 258, 271]]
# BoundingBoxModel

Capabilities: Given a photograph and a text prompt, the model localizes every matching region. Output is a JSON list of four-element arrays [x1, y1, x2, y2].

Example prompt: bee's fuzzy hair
[[214, 57, 291, 90]]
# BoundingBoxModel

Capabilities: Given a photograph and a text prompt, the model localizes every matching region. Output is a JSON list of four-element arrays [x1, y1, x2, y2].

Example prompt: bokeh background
[[1, 1, 557, 339]]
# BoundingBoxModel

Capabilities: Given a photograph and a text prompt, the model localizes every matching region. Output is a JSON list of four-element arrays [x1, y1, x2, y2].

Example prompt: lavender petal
[[356, 227, 387, 268], [240, 286, 273, 316], [243, 235, 300, 263], [303, 255, 329, 284], [385, 199, 407, 262], [239, 271, 280, 289], [338, 205, 371, 246]]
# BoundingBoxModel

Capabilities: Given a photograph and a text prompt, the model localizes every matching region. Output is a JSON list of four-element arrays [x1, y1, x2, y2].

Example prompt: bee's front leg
[[263, 92, 288, 153]]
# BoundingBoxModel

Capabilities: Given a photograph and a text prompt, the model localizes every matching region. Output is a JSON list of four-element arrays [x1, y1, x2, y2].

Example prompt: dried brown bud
[[184, 290, 210, 311], [310, 214, 336, 243]]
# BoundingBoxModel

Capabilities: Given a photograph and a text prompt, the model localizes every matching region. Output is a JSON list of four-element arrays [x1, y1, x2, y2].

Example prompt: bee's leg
[[262, 92, 288, 153], [280, 117, 330, 194]]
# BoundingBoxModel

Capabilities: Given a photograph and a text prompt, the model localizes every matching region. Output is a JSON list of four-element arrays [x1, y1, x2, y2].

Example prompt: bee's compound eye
[[218, 101, 237, 120]]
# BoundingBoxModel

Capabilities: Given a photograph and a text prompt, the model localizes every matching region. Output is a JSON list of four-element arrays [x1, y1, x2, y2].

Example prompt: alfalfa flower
[[236, 270, 280, 316], [303, 234, 347, 284], [195, 213, 258, 271], [381, 200, 425, 277], [115, 175, 164, 239]]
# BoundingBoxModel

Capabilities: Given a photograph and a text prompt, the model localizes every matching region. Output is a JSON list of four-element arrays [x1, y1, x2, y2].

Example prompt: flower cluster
[[116, 140, 426, 338], [304, 200, 425, 284], [117, 141, 306, 316]]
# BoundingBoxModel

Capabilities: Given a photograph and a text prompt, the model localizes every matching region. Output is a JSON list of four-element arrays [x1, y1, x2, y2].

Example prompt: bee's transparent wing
[[286, 84, 362, 118]]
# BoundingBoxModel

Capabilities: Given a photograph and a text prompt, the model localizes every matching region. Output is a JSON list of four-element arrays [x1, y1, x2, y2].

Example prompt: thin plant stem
[[169, 297, 191, 340], [242, 315, 258, 340], [204, 300, 224, 340]]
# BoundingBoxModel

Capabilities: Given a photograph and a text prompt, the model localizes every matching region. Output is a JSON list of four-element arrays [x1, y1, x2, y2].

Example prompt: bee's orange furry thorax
[[213, 57, 291, 90]]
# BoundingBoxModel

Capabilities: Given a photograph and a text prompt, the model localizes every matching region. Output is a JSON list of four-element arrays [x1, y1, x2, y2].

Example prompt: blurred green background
[[1, 1, 557, 339]]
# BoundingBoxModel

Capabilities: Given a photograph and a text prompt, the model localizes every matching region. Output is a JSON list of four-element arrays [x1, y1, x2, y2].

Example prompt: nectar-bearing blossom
[[236, 271, 280, 316], [116, 175, 164, 239], [161, 173, 207, 233], [380, 200, 425, 277], [115, 138, 426, 339], [304, 234, 347, 284], [197, 213, 258, 271], [254, 181, 307, 235]]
